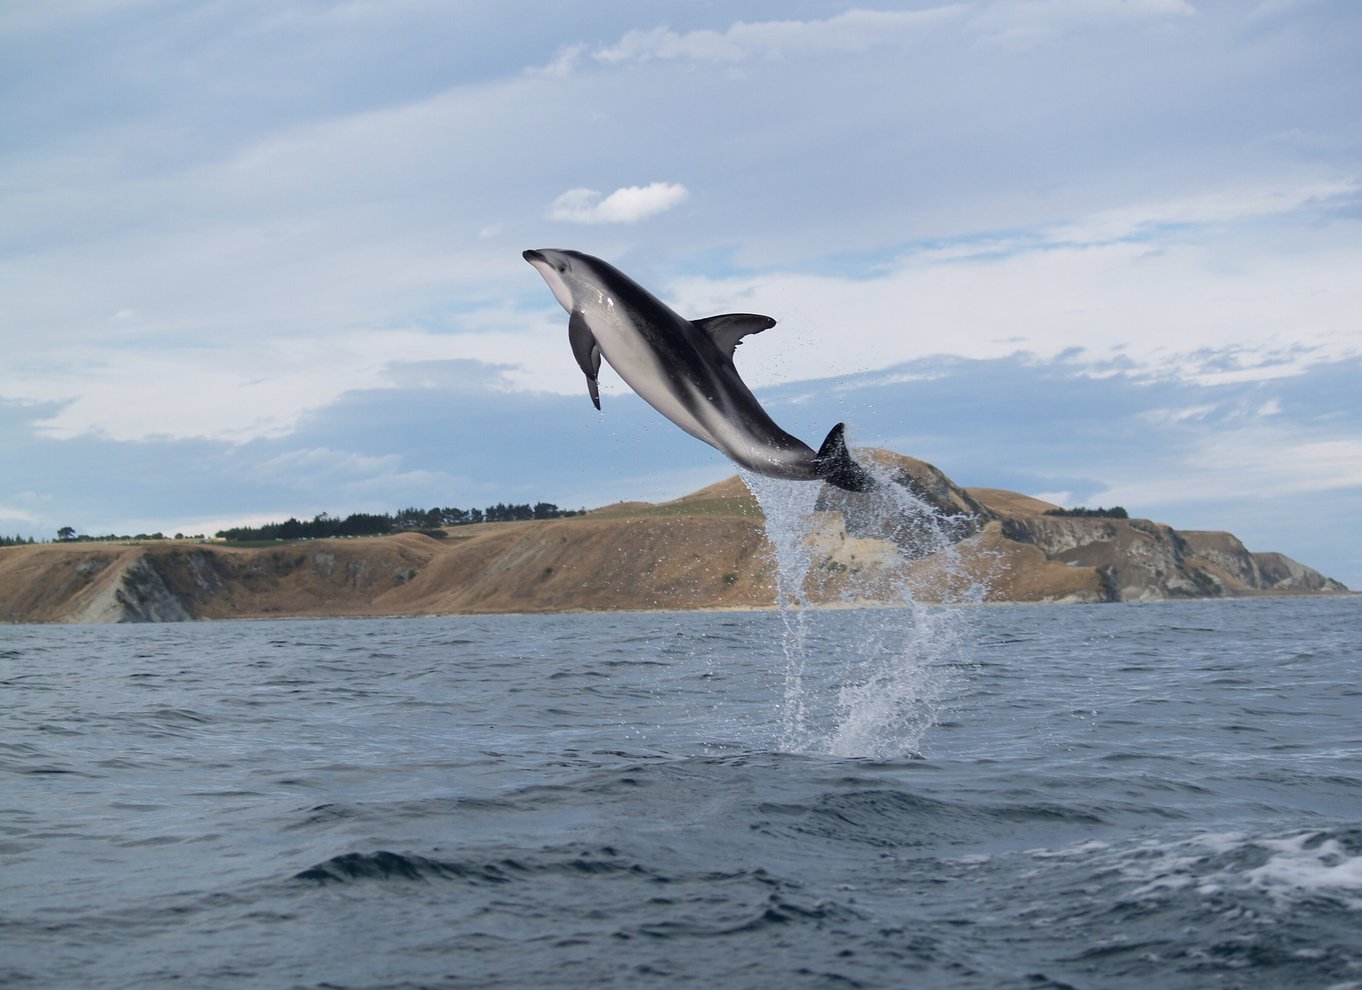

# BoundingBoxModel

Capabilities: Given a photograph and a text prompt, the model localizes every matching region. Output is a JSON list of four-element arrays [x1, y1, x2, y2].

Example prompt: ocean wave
[[291, 844, 759, 889], [294, 850, 525, 885]]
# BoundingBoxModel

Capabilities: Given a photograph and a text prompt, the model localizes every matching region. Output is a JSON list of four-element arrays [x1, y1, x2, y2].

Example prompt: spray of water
[[740, 452, 990, 759], [735, 471, 821, 751]]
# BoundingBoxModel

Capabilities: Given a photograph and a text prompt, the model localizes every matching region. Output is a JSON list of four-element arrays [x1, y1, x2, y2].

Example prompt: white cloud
[[887, 179, 1359, 269], [1139, 397, 1289, 428], [1044, 179, 1358, 248], [584, 1, 1193, 66], [243, 448, 455, 501], [662, 172, 1362, 388], [1139, 405, 1218, 426], [663, 201, 1362, 391], [1094, 433, 1362, 508], [0, 322, 575, 443], [250, 447, 404, 483], [970, 0, 1196, 46], [532, 41, 588, 77], [591, 6, 968, 64], [0, 502, 39, 525], [594, 26, 743, 64], [246, 446, 462, 503], [547, 182, 689, 224]]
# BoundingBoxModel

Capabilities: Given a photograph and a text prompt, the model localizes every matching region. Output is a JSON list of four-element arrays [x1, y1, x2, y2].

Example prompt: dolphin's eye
[[557, 263, 568, 273]]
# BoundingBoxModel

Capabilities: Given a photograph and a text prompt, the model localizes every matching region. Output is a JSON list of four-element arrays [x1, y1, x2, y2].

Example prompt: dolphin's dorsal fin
[[569, 310, 602, 410], [692, 313, 776, 361]]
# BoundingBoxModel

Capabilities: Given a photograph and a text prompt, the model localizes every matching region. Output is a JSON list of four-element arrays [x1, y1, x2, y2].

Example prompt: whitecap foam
[[1246, 832, 1362, 905], [1082, 829, 1362, 911]]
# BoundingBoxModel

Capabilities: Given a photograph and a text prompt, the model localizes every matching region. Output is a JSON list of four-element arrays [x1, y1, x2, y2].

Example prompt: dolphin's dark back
[[578, 252, 810, 454], [526, 248, 876, 491]]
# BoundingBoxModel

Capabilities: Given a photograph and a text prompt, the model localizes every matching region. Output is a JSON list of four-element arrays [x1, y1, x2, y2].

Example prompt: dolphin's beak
[[522, 249, 574, 313]]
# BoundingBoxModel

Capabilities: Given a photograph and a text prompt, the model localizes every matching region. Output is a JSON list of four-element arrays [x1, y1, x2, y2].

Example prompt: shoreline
[[5, 588, 1356, 628]]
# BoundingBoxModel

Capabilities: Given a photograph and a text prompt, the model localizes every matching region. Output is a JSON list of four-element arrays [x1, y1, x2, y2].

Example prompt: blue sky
[[2, 0, 1359, 588]]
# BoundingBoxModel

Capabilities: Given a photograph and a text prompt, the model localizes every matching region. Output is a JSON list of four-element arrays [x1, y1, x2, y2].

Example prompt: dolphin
[[523, 248, 875, 492]]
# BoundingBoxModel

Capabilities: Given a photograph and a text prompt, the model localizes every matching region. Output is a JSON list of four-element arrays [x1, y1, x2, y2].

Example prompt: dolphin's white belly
[[585, 303, 721, 449], [582, 298, 817, 477]]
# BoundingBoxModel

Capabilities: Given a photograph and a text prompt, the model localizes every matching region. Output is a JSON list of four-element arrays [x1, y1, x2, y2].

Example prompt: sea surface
[[3, 597, 1360, 989]]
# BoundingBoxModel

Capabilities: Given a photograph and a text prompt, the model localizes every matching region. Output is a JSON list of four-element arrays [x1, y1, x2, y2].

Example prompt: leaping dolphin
[[523, 248, 875, 492]]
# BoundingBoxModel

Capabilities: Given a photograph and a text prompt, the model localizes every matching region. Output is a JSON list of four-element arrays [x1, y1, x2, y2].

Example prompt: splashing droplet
[[740, 450, 990, 759]]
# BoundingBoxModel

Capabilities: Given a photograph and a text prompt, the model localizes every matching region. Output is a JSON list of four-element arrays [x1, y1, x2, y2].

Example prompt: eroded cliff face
[[968, 498, 1347, 603], [1179, 530, 1265, 589], [0, 453, 1347, 623], [995, 515, 1211, 601], [0, 538, 445, 624], [1250, 551, 1348, 594]]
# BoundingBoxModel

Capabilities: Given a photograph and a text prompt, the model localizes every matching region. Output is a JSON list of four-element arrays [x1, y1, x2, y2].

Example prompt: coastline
[[1, 453, 1348, 624]]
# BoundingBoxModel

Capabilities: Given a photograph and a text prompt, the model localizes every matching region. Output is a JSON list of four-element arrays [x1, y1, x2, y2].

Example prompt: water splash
[[736, 470, 821, 751], [740, 454, 989, 759]]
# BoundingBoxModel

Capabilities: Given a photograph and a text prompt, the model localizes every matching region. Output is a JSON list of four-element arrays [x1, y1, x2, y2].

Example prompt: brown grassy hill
[[0, 451, 1347, 623], [967, 488, 1061, 517]]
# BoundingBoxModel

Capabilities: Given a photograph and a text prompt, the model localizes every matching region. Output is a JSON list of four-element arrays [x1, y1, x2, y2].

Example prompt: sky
[[2, 0, 1360, 588]]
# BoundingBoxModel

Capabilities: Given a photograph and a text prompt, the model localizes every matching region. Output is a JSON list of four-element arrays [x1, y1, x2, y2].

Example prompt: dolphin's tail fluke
[[815, 423, 877, 493]]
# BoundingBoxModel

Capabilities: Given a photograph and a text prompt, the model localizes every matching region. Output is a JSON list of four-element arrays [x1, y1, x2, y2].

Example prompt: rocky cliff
[[970, 498, 1347, 602], [0, 452, 1347, 623]]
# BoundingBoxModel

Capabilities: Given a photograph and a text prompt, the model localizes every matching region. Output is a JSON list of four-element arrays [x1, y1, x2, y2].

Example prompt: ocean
[[2, 596, 1359, 989]]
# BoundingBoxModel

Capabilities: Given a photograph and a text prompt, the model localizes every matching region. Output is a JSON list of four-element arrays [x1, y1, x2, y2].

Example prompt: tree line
[[53, 528, 179, 543], [214, 502, 583, 542], [1044, 506, 1129, 519]]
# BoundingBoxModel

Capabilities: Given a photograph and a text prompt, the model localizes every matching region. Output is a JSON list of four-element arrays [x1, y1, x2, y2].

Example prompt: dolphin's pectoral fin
[[568, 310, 602, 410], [692, 314, 777, 361], [584, 369, 600, 410]]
